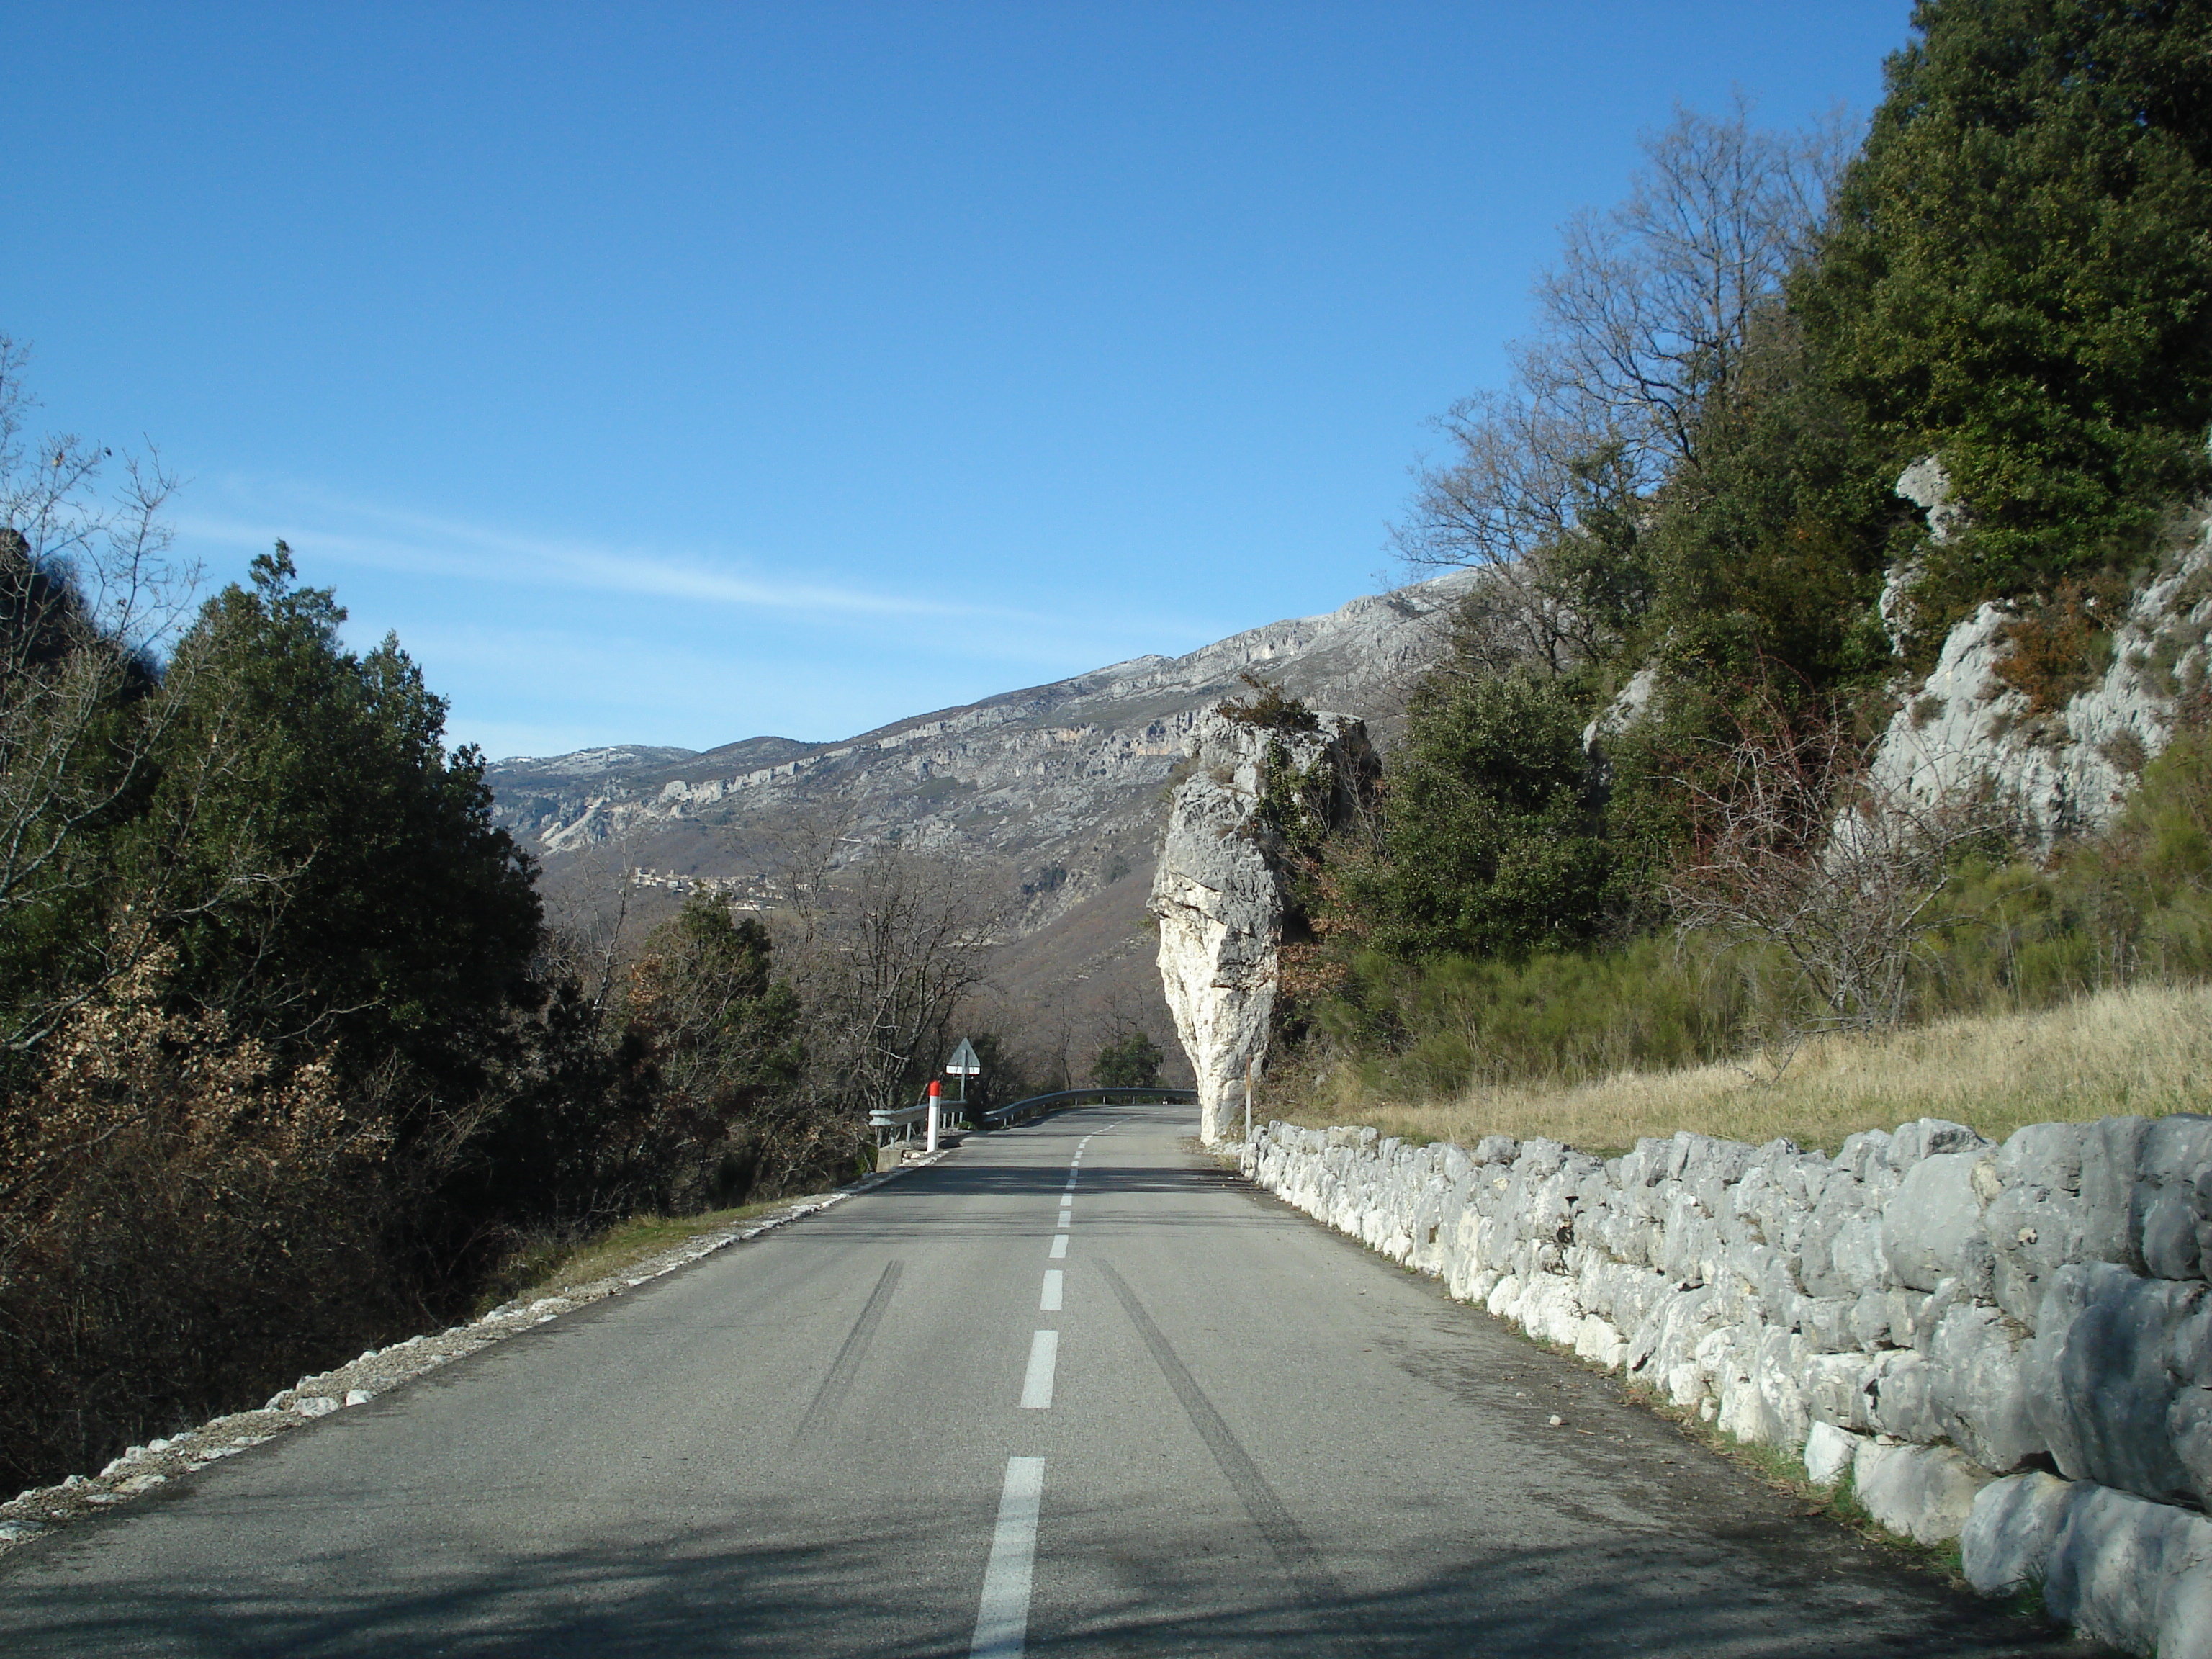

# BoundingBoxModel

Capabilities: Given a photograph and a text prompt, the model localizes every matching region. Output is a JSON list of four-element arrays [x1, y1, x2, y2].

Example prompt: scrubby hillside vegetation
[[0, 341, 1020, 1490], [1267, 0, 2212, 1133]]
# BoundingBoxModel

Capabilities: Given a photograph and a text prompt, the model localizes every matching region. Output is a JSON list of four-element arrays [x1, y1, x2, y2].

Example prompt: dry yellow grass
[[1283, 979, 2212, 1156]]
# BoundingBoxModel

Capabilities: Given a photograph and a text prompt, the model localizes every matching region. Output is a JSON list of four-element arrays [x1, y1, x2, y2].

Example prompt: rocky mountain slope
[[486, 572, 1475, 1074], [1864, 512, 2212, 850]]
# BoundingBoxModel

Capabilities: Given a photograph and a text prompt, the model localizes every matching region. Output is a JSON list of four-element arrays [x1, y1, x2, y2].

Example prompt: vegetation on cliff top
[[1275, 1, 2212, 1133]]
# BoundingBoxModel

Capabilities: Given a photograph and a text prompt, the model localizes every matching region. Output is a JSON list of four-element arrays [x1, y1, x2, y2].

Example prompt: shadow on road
[[0, 1496, 2081, 1658]]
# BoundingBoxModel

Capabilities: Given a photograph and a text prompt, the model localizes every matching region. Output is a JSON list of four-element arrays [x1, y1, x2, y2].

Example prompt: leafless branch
[[1664, 702, 2013, 1033]]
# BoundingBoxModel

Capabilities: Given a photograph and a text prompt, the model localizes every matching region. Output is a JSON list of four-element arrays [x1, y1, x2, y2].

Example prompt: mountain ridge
[[486, 570, 1473, 863], [485, 570, 1476, 1076]]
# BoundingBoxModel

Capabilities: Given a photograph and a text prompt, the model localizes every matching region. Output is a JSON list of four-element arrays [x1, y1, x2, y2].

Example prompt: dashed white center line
[[1056, 1215, 1069, 1231], [971, 1455, 1045, 1658], [1040, 1269, 1063, 1311], [1020, 1330, 1058, 1409], [1049, 1234, 1068, 1259]]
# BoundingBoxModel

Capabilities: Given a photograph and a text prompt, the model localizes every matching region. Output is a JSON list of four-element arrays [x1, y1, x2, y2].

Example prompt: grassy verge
[[1280, 978, 2212, 1155], [472, 1194, 832, 1316]]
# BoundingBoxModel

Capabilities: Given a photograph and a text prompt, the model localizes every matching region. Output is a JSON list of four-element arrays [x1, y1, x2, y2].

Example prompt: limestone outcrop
[[1149, 709, 1372, 1143], [1586, 472, 2212, 853], [1241, 1111, 2212, 1658], [1864, 479, 2212, 848]]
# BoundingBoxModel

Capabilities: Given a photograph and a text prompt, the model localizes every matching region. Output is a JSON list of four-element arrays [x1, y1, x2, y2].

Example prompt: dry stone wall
[[1243, 1113, 2212, 1659]]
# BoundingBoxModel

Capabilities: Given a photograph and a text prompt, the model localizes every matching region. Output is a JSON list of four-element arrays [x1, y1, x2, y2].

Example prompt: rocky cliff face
[[1864, 515, 2212, 847], [1583, 478, 2212, 854], [1148, 709, 1373, 1143], [484, 573, 1468, 1074], [488, 572, 1463, 883]]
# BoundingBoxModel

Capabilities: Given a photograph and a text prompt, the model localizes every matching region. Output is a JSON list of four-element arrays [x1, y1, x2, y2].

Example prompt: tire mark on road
[[793, 1259, 902, 1442], [1099, 1260, 1377, 1658]]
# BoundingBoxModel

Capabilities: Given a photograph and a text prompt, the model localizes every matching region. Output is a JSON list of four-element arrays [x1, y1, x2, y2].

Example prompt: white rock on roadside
[[1853, 1428, 1992, 1546], [1803, 1421, 1862, 1488], [1150, 708, 1373, 1145], [1962, 1470, 2079, 1595], [2044, 1481, 2212, 1659]]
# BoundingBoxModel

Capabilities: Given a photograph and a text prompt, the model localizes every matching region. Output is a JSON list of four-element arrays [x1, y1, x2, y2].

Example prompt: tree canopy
[[140, 544, 542, 1100], [1799, 0, 2212, 600]]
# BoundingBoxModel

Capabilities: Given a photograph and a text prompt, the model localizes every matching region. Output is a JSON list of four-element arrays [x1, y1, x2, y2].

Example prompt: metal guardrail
[[866, 1101, 936, 1132], [868, 1084, 1197, 1143], [979, 1086, 1197, 1128], [868, 1097, 981, 1146]]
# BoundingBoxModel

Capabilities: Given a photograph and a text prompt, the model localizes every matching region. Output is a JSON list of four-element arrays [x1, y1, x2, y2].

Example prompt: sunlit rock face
[[1863, 536, 2212, 850], [1149, 709, 1372, 1144], [1863, 468, 2212, 851]]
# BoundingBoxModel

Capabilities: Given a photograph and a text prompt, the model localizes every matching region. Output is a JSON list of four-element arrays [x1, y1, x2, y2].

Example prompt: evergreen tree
[[1092, 1030, 1163, 1087], [1355, 672, 1615, 958], [1799, 0, 2212, 601], [137, 544, 541, 1099]]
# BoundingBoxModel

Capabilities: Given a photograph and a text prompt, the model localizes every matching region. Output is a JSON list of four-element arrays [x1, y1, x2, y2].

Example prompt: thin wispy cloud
[[169, 477, 1281, 758], [174, 482, 1058, 627]]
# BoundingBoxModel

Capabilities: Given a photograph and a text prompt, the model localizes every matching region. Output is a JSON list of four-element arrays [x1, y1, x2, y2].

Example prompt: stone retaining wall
[[1243, 1114, 2212, 1658]]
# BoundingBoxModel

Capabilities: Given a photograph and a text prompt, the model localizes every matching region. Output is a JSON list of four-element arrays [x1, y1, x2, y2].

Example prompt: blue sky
[[6, 2, 1912, 760]]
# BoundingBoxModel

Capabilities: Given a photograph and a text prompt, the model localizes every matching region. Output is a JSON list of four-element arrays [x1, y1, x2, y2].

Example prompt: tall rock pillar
[[1148, 708, 1371, 1145]]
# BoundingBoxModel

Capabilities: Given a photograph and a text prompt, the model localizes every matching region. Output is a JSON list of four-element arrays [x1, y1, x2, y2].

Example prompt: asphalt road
[[0, 1101, 2085, 1656]]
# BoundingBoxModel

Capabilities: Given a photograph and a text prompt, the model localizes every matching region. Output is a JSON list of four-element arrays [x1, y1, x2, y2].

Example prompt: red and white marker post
[[926, 1077, 942, 1155]]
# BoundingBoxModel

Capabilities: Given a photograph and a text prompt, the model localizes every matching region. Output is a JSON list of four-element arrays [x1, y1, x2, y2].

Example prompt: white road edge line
[[971, 1455, 1045, 1659], [1040, 1269, 1063, 1311], [1020, 1330, 1059, 1409], [1049, 1234, 1068, 1259]]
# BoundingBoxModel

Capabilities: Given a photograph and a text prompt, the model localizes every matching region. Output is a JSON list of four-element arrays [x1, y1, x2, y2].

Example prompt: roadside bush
[[1303, 936, 1761, 1099], [0, 937, 395, 1490], [1347, 671, 1617, 958], [1292, 728, 2212, 1108]]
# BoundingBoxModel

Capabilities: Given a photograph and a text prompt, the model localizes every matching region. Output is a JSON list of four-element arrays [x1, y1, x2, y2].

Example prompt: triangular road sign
[[945, 1037, 982, 1076]]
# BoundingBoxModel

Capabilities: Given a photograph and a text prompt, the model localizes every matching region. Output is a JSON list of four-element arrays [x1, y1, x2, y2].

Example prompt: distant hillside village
[[626, 868, 771, 908]]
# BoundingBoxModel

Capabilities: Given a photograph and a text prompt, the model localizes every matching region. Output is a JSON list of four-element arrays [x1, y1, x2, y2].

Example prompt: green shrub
[[1298, 727, 2212, 1105], [1347, 671, 1617, 959]]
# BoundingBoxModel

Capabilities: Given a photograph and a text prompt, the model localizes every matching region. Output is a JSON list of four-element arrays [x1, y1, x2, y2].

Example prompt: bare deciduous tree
[[0, 337, 207, 1051], [548, 824, 647, 1016], [757, 806, 1004, 1117], [1524, 96, 1846, 479], [819, 843, 998, 1113], [1665, 708, 2011, 1035], [1395, 101, 1850, 672]]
